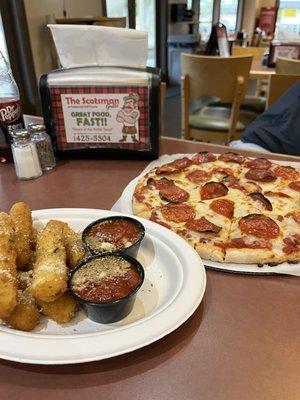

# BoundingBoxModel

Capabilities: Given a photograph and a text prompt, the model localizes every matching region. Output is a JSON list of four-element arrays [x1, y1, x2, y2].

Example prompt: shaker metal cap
[[10, 129, 30, 140], [27, 123, 45, 134]]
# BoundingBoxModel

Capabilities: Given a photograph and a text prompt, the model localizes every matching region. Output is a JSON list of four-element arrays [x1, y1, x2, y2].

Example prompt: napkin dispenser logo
[[39, 66, 161, 160], [117, 93, 140, 143]]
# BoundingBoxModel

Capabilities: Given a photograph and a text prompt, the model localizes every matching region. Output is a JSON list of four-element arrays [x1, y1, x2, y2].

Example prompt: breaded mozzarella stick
[[0, 212, 18, 318], [30, 220, 67, 302], [9, 202, 34, 270]]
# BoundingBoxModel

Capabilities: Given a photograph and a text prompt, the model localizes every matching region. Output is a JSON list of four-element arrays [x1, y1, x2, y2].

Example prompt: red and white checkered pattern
[[50, 86, 150, 151]]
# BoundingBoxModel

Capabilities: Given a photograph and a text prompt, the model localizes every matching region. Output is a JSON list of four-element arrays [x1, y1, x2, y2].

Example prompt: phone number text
[[72, 134, 111, 142]]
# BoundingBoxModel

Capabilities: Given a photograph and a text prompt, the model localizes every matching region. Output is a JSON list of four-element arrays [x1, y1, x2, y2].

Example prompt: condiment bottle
[[0, 51, 24, 162], [10, 129, 42, 180], [28, 123, 56, 171]]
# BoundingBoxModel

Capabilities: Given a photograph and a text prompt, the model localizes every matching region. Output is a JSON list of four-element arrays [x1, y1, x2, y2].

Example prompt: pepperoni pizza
[[132, 152, 300, 266]]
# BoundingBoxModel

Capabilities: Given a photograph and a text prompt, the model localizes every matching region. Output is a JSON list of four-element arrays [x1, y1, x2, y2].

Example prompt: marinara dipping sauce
[[82, 216, 145, 257], [69, 254, 144, 323]]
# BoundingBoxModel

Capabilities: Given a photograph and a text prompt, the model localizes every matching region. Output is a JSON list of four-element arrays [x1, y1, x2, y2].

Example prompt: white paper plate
[[0, 208, 206, 365], [112, 154, 300, 276]]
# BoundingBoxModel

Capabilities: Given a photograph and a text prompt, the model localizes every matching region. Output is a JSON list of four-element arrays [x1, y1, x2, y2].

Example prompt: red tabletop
[[0, 137, 299, 400]]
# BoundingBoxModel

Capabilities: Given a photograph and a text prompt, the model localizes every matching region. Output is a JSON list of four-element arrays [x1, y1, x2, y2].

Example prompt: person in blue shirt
[[230, 81, 300, 156]]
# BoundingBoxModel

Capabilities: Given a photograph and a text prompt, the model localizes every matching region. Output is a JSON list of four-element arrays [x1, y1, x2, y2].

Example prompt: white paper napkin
[[48, 24, 148, 69]]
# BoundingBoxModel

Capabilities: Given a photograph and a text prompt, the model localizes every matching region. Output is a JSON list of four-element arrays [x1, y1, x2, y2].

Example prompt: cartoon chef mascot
[[116, 93, 140, 143]]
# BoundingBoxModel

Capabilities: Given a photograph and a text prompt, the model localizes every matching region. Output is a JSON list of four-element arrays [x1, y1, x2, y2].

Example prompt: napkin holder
[[40, 66, 161, 159]]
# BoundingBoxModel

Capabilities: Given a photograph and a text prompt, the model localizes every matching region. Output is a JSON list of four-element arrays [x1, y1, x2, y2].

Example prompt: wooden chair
[[275, 57, 300, 75], [267, 74, 300, 108], [160, 82, 166, 136], [232, 45, 266, 62], [232, 45, 268, 100], [181, 54, 252, 144]]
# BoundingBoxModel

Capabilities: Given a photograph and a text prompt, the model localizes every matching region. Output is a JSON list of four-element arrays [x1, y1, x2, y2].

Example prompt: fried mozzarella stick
[[30, 220, 67, 302], [7, 271, 40, 331], [8, 290, 40, 331], [0, 213, 18, 319], [9, 202, 34, 270], [38, 293, 77, 324], [63, 224, 85, 269]]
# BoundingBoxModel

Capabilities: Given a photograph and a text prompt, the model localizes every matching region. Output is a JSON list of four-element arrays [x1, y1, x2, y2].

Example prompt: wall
[[256, 0, 276, 18], [242, 0, 260, 35], [24, 0, 103, 81], [242, 0, 276, 35]]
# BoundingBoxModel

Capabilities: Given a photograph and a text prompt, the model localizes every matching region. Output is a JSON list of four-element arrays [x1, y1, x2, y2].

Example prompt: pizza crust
[[194, 242, 224, 263], [281, 252, 300, 264], [225, 249, 283, 265]]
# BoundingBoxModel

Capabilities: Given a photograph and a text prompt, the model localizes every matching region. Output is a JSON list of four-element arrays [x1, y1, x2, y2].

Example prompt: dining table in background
[[250, 59, 276, 79], [0, 136, 299, 400], [248, 60, 275, 97]]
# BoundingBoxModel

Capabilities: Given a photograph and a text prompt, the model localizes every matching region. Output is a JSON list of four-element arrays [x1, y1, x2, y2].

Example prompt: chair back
[[275, 57, 300, 75], [267, 74, 300, 108], [181, 54, 252, 104], [232, 45, 266, 62]]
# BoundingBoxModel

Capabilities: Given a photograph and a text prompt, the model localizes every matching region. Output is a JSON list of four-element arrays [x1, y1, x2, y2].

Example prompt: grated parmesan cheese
[[72, 256, 131, 292]]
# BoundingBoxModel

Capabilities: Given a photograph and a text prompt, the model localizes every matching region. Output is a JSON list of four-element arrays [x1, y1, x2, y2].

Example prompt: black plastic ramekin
[[82, 216, 145, 258], [68, 254, 145, 324]]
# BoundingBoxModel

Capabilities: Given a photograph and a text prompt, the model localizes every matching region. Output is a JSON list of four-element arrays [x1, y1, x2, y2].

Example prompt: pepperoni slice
[[192, 151, 216, 164], [245, 168, 277, 182], [243, 181, 262, 193], [134, 191, 146, 202], [212, 167, 235, 176], [249, 192, 273, 211], [285, 211, 300, 224], [150, 212, 171, 229], [159, 185, 189, 203], [264, 191, 291, 198], [201, 182, 228, 200], [161, 203, 195, 223], [210, 199, 234, 219], [289, 181, 300, 192], [239, 214, 280, 239], [244, 158, 272, 169], [147, 177, 173, 189], [156, 157, 192, 175], [185, 217, 222, 234], [221, 176, 244, 191], [147, 178, 189, 203], [273, 165, 299, 180], [283, 235, 300, 254], [187, 170, 212, 183], [218, 152, 245, 164], [226, 238, 272, 250]]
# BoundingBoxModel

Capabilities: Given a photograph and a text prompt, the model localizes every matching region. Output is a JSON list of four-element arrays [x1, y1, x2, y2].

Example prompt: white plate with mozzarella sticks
[[0, 208, 206, 365]]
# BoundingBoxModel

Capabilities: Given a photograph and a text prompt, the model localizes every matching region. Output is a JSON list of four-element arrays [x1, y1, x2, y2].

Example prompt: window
[[136, 0, 156, 66], [276, 0, 300, 37], [199, 0, 214, 42], [219, 0, 239, 37], [105, 0, 156, 67], [198, 0, 242, 42], [106, 0, 129, 27]]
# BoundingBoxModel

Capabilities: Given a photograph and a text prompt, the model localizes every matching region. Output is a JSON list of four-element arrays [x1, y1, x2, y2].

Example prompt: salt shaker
[[10, 129, 42, 180], [28, 123, 56, 171]]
